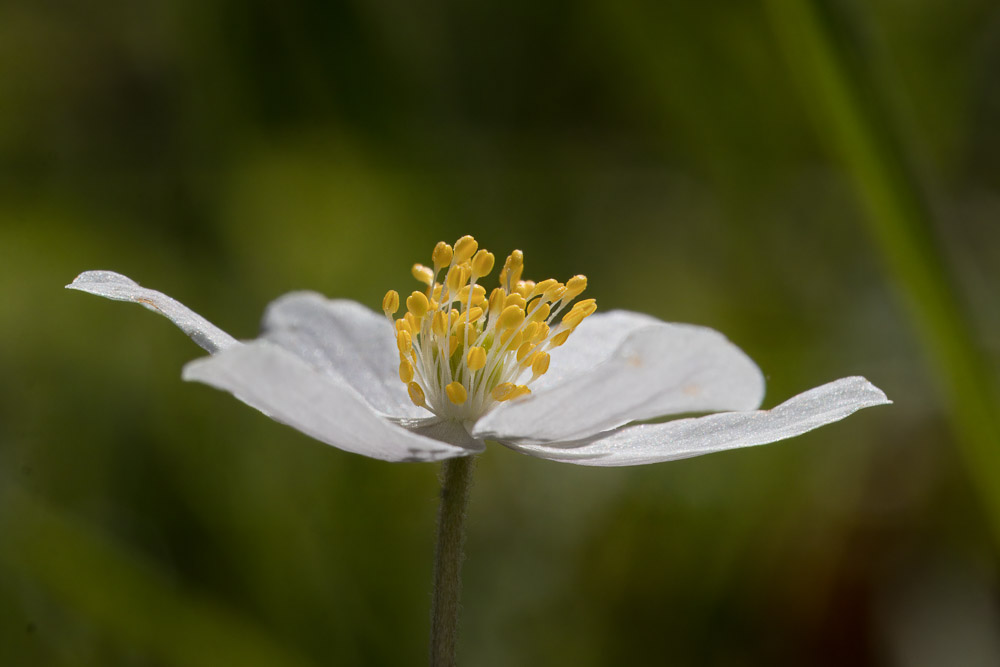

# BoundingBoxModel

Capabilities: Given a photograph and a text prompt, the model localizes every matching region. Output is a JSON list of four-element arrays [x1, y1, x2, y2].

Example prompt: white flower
[[67, 236, 889, 465]]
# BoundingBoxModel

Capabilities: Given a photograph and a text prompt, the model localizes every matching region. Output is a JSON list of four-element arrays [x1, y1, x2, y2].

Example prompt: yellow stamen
[[499, 305, 526, 330], [445, 381, 468, 405], [488, 288, 505, 317], [458, 284, 487, 306], [411, 264, 434, 286], [492, 383, 517, 401], [454, 235, 478, 264], [529, 279, 558, 300], [564, 274, 587, 299], [531, 352, 550, 376], [508, 385, 531, 400], [396, 330, 412, 354], [384, 237, 594, 419], [406, 291, 429, 318], [504, 293, 526, 310], [550, 329, 572, 347], [382, 290, 400, 315], [446, 266, 464, 294], [432, 311, 448, 336], [432, 242, 453, 270], [467, 346, 487, 371], [471, 249, 495, 279], [407, 382, 426, 407], [528, 302, 550, 322]]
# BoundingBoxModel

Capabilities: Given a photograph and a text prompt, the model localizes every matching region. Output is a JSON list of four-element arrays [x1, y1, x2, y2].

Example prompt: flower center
[[382, 235, 595, 422]]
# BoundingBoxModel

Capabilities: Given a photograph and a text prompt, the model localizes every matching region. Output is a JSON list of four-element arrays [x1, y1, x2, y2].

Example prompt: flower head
[[68, 236, 889, 464], [381, 235, 591, 423]]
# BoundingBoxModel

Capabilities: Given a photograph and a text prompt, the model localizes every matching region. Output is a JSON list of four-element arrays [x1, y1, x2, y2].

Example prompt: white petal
[[66, 271, 238, 354], [182, 341, 480, 462], [473, 315, 765, 444], [500, 376, 890, 466], [261, 292, 426, 419], [527, 310, 662, 392]]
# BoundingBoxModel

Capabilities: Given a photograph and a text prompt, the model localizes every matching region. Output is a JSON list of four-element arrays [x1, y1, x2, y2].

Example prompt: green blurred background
[[2, 0, 999, 664]]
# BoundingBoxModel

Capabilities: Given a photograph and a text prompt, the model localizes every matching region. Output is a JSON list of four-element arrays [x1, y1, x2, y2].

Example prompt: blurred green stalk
[[766, 0, 1000, 542], [0, 483, 317, 667]]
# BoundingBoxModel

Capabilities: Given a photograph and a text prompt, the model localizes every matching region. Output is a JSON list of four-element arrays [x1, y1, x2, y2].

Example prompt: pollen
[[381, 235, 594, 420]]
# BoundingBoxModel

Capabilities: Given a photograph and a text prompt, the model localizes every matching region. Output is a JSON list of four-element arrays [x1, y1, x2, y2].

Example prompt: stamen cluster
[[382, 235, 595, 421]]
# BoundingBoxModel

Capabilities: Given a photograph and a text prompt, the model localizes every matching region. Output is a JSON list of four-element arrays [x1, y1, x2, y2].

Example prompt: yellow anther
[[458, 284, 486, 306], [445, 381, 468, 405], [528, 302, 550, 322], [411, 264, 434, 286], [508, 385, 531, 400], [550, 329, 572, 347], [522, 322, 539, 341], [531, 352, 550, 376], [396, 330, 412, 354], [515, 280, 533, 298], [452, 322, 471, 343], [504, 293, 526, 310], [394, 319, 412, 335], [516, 341, 535, 362], [459, 306, 484, 324], [407, 382, 426, 407], [562, 299, 597, 328], [432, 242, 453, 270], [399, 359, 414, 383], [448, 335, 461, 357], [564, 274, 587, 299], [508, 258, 524, 287], [562, 310, 586, 329], [467, 346, 487, 371], [446, 266, 464, 294], [492, 382, 517, 401], [454, 235, 478, 264], [500, 327, 522, 347], [572, 298, 597, 316], [382, 290, 400, 315], [549, 286, 567, 301], [406, 291, 429, 318], [530, 279, 558, 300], [404, 312, 419, 332], [432, 311, 448, 336], [499, 305, 526, 330], [432, 284, 443, 302], [501, 250, 524, 289], [532, 323, 549, 342], [488, 287, 505, 316], [471, 250, 495, 279]]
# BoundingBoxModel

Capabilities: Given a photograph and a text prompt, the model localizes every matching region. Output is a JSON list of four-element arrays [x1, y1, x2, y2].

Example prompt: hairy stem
[[429, 455, 475, 667]]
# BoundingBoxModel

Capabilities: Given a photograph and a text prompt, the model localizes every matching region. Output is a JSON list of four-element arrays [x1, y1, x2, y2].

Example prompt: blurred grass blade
[[0, 484, 318, 667], [765, 0, 1000, 542]]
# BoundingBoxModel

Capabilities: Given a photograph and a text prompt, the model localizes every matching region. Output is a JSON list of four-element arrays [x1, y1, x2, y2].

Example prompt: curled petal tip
[[66, 270, 138, 292]]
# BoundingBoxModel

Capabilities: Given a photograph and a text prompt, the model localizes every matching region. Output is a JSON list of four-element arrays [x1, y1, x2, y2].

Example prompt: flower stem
[[429, 454, 475, 667]]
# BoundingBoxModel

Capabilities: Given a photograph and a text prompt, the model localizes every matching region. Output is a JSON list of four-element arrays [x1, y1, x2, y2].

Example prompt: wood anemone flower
[[67, 236, 889, 465]]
